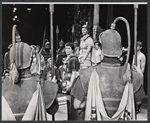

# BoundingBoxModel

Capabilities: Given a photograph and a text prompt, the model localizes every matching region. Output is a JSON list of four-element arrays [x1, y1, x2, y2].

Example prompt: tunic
[[59, 55, 80, 87], [79, 34, 94, 69]]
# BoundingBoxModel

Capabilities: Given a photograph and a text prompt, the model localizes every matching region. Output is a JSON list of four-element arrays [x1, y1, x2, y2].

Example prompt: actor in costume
[[55, 40, 67, 68], [92, 41, 103, 66], [59, 42, 80, 93], [41, 40, 51, 65], [56, 39, 66, 58], [73, 40, 80, 57], [71, 29, 135, 121], [78, 24, 94, 69], [2, 25, 58, 121], [132, 41, 146, 113]]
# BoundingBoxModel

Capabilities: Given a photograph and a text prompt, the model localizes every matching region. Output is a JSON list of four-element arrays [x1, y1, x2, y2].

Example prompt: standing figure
[[55, 40, 67, 69], [78, 24, 94, 69], [59, 42, 80, 93], [132, 41, 146, 113], [41, 40, 51, 65], [56, 39, 66, 58], [91, 41, 103, 66], [2, 25, 58, 121], [73, 40, 80, 57], [132, 41, 146, 74], [71, 29, 135, 121]]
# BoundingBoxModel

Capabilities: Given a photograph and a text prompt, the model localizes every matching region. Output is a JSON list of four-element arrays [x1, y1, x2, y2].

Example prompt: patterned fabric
[[60, 55, 80, 80], [58, 55, 80, 92], [71, 62, 135, 120], [2, 83, 47, 121], [9, 42, 32, 69], [22, 83, 47, 121], [79, 34, 94, 68], [84, 69, 135, 121]]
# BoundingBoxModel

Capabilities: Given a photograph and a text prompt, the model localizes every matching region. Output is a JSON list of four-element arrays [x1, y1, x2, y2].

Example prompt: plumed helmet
[[59, 40, 64, 45], [15, 28, 21, 42], [45, 41, 50, 49], [82, 24, 87, 28], [9, 24, 32, 69], [9, 42, 32, 69], [100, 29, 122, 57]]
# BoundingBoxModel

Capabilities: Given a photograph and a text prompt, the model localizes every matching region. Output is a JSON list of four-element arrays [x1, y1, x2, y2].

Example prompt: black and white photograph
[[1, 2, 147, 121]]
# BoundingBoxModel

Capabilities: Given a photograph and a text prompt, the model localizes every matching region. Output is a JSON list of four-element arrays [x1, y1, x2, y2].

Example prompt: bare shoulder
[[139, 52, 146, 60]]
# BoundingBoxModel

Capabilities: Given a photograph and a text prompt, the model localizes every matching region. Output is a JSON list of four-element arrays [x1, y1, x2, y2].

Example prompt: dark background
[[2, 4, 147, 93]]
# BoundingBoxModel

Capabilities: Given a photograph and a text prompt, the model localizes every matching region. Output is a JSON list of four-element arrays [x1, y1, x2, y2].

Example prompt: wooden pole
[[107, 5, 113, 29], [134, 4, 138, 66], [93, 4, 99, 26], [49, 4, 55, 121]]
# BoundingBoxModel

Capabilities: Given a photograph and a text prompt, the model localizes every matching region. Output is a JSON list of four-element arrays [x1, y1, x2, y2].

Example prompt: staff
[[49, 4, 54, 78], [49, 4, 55, 121], [39, 26, 47, 55], [134, 4, 138, 66]]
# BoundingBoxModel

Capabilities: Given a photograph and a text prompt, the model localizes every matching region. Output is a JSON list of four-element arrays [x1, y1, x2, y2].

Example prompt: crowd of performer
[[1, 23, 146, 121]]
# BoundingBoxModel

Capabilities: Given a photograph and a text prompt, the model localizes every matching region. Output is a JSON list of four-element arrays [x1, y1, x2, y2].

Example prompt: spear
[[56, 25, 59, 50], [134, 4, 138, 66], [39, 26, 46, 55], [72, 24, 74, 42], [49, 4, 54, 78], [49, 4, 55, 121]]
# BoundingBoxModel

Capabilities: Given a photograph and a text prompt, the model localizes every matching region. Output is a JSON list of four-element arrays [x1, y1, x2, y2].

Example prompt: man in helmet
[[78, 24, 94, 69], [41, 40, 51, 65], [55, 40, 67, 68], [3, 32, 21, 75], [2, 25, 58, 121], [70, 29, 135, 121], [56, 39, 66, 57]]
